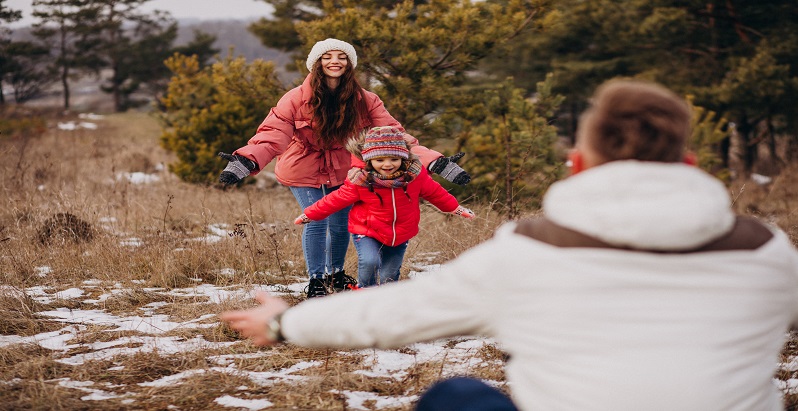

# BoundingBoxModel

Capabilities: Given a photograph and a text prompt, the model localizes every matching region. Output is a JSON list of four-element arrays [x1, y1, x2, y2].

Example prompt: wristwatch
[[266, 312, 285, 342]]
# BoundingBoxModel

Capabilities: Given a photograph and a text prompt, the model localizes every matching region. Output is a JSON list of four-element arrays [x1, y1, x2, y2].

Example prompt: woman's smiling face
[[320, 50, 349, 79]]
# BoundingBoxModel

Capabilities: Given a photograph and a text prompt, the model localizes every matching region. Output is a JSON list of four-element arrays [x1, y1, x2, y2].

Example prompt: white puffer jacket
[[282, 161, 798, 411]]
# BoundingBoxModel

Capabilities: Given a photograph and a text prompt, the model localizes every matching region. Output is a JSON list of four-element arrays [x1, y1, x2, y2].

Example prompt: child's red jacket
[[303, 167, 459, 246]]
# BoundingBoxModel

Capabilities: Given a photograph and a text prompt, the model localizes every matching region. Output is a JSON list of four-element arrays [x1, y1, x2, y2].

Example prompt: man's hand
[[219, 291, 289, 346], [219, 152, 256, 185], [428, 152, 471, 185]]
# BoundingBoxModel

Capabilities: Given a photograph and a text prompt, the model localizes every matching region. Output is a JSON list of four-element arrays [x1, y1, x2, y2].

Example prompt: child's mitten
[[451, 206, 474, 219], [294, 214, 311, 225]]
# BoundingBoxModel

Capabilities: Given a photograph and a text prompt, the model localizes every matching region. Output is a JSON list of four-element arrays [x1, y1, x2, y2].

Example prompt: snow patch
[[214, 395, 273, 410]]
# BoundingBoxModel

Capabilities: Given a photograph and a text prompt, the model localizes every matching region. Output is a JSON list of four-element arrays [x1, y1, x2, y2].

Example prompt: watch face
[[267, 317, 283, 342]]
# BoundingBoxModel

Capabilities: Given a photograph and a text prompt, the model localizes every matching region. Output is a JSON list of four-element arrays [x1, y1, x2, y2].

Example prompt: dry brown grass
[[1, 106, 797, 410], [729, 165, 798, 244], [0, 107, 507, 410]]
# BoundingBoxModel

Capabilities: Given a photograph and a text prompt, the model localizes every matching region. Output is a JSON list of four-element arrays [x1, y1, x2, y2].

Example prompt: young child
[[294, 126, 473, 289]]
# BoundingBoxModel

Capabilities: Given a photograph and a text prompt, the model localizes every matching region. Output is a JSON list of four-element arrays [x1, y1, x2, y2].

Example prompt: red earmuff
[[683, 151, 697, 166], [568, 150, 584, 175]]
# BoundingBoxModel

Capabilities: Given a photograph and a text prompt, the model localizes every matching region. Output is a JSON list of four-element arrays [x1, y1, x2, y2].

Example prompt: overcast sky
[[5, 0, 275, 27]]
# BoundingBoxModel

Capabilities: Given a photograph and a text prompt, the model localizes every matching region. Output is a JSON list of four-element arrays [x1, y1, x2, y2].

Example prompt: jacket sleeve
[[418, 171, 459, 213], [364, 91, 443, 168], [303, 180, 361, 221], [404, 134, 443, 169], [233, 88, 299, 175]]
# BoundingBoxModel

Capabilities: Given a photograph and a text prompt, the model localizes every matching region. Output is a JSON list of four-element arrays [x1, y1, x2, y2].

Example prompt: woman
[[219, 38, 470, 298]]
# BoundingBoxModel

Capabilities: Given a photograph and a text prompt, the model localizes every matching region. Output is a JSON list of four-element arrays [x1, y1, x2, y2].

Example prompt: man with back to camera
[[221, 78, 798, 411]]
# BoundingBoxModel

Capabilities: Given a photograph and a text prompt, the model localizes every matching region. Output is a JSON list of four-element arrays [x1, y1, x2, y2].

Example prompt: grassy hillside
[[1, 107, 796, 409], [0, 108, 505, 410]]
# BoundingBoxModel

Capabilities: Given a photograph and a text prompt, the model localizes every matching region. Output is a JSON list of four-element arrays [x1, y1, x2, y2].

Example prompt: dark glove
[[218, 152, 256, 185], [428, 152, 471, 185]]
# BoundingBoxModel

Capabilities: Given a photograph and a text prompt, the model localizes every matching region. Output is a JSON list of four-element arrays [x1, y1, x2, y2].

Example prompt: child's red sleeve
[[418, 172, 459, 213], [304, 181, 361, 220]]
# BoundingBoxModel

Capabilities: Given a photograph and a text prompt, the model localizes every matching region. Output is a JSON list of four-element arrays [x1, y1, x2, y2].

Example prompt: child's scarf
[[347, 159, 423, 189]]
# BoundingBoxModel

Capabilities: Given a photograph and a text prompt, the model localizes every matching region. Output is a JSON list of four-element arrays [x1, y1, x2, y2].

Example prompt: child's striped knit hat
[[361, 126, 409, 161]]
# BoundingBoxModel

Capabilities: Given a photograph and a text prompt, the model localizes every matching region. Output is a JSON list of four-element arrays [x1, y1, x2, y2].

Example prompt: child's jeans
[[351, 234, 408, 287], [290, 185, 352, 280]]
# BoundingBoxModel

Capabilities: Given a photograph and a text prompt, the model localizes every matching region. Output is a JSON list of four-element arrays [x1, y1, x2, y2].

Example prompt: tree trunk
[[719, 135, 730, 169], [766, 116, 784, 172], [113, 60, 122, 112], [569, 101, 578, 146], [61, 63, 70, 110], [503, 115, 515, 219], [787, 136, 798, 164], [59, 26, 70, 110], [736, 116, 754, 176]]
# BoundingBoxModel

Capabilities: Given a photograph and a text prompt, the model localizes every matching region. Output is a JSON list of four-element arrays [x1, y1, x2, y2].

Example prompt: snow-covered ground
[[5, 116, 795, 409], [1, 263, 502, 410]]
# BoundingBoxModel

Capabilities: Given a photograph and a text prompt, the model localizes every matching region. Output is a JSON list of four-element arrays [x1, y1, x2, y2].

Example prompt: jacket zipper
[[390, 189, 397, 246]]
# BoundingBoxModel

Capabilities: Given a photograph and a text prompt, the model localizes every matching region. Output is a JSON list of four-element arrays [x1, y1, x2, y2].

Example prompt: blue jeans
[[415, 377, 518, 411], [290, 185, 352, 279], [351, 234, 408, 287]]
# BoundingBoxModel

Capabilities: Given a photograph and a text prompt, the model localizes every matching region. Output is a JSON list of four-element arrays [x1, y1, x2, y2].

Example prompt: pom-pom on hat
[[306, 38, 358, 72], [361, 126, 409, 161]]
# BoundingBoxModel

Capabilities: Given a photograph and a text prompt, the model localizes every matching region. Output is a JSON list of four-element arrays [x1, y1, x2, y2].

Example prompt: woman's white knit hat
[[306, 38, 358, 72]]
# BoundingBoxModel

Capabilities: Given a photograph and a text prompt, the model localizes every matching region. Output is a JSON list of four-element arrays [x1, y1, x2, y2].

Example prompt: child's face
[[370, 157, 403, 177]]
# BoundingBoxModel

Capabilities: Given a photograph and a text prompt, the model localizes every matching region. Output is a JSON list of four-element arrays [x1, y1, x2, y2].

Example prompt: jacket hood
[[346, 134, 365, 161], [543, 161, 735, 251]]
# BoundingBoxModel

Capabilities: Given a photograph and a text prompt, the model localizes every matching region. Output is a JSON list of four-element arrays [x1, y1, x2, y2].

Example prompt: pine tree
[[248, 0, 322, 55], [687, 96, 729, 179], [0, 0, 24, 104], [91, 0, 176, 111], [32, 0, 104, 110], [248, 1, 424, 71], [708, 44, 798, 174], [0, 1, 52, 104], [295, 0, 552, 139], [485, 0, 798, 173], [4, 41, 53, 103], [459, 75, 564, 217], [172, 30, 219, 68]]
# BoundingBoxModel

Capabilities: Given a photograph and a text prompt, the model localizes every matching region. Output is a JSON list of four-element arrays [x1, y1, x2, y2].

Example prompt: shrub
[[158, 52, 286, 184], [459, 75, 565, 217]]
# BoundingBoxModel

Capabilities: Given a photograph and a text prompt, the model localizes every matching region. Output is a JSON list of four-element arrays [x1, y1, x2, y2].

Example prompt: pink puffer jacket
[[234, 74, 442, 188]]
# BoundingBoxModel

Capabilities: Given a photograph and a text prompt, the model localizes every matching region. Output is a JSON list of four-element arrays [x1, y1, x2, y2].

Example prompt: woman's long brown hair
[[309, 60, 369, 149]]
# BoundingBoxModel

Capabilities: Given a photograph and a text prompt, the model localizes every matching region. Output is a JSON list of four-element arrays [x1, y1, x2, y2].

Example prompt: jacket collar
[[514, 216, 771, 252], [299, 74, 314, 105]]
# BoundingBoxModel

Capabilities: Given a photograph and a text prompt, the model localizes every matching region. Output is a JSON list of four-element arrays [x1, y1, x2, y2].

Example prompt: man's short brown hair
[[577, 79, 692, 164]]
